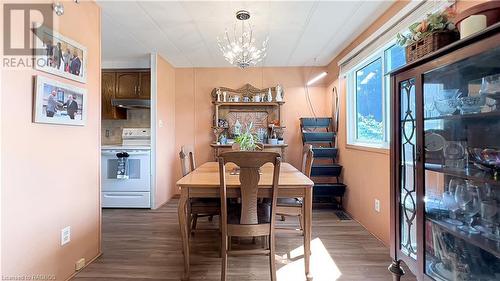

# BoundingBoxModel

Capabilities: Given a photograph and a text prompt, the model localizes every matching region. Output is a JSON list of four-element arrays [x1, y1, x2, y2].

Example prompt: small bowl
[[434, 99, 459, 116], [440, 89, 460, 99], [459, 95, 485, 114], [468, 147, 500, 179]]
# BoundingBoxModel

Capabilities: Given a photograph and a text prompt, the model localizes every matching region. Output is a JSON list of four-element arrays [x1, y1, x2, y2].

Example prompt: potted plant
[[235, 122, 263, 151], [396, 8, 458, 62]]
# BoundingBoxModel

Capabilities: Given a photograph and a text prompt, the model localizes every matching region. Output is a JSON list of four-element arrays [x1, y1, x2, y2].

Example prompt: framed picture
[[34, 75, 87, 126], [34, 26, 87, 83]]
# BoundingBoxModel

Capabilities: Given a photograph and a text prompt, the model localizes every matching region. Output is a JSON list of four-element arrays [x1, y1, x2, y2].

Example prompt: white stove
[[121, 128, 151, 146], [101, 128, 151, 208]]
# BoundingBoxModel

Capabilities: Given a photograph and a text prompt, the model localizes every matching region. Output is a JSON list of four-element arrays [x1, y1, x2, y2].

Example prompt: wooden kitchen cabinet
[[101, 69, 150, 120], [116, 72, 140, 99], [102, 71, 126, 120], [138, 72, 151, 99]]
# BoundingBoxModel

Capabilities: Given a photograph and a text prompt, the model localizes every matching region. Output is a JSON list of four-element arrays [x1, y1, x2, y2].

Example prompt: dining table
[[176, 161, 315, 280]]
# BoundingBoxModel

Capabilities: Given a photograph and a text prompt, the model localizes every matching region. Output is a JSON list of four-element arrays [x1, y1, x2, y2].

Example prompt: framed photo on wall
[[34, 26, 87, 83], [34, 75, 87, 126]]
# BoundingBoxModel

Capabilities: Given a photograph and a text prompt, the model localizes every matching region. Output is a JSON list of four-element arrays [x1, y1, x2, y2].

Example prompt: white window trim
[[346, 41, 399, 150]]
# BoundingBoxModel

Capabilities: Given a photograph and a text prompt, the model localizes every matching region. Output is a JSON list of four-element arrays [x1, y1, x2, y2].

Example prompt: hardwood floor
[[73, 199, 416, 281]]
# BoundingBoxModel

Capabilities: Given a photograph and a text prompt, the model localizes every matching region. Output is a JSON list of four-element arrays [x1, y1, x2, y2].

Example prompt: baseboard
[[64, 252, 102, 281]]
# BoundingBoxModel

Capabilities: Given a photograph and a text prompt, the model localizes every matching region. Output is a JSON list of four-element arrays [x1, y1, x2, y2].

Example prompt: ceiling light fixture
[[217, 10, 268, 69], [307, 72, 328, 86]]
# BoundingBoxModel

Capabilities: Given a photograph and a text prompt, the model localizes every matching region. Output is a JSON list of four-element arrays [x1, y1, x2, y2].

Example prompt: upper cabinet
[[102, 69, 150, 120], [116, 72, 140, 99], [102, 71, 126, 120], [115, 71, 150, 99], [139, 72, 151, 99]]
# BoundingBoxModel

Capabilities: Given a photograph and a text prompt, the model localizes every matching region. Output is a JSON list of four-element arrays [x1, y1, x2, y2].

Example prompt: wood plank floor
[[73, 198, 416, 281]]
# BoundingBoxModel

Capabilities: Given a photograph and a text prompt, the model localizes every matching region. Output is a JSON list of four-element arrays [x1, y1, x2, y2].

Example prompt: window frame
[[346, 40, 405, 150]]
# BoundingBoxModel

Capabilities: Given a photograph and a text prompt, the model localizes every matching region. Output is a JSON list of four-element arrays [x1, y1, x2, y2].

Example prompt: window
[[347, 43, 406, 149]]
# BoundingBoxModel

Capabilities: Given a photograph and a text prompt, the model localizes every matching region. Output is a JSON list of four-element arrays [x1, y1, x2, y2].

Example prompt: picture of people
[[34, 26, 87, 83], [34, 76, 87, 126]]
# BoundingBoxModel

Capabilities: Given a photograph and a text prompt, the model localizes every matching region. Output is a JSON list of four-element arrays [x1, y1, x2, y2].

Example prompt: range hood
[[111, 99, 150, 109]]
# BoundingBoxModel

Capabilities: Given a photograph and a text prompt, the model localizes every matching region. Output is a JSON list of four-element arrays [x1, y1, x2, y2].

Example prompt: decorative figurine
[[267, 88, 273, 102], [234, 119, 242, 136], [275, 84, 283, 102], [222, 91, 227, 102], [216, 88, 222, 102]]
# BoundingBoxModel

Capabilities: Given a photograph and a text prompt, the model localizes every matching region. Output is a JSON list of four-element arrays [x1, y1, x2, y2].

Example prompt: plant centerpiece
[[396, 8, 458, 62], [235, 122, 263, 151]]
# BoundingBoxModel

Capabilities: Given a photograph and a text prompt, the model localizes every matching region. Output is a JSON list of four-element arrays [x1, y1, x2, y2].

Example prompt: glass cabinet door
[[400, 78, 418, 261], [423, 46, 500, 280]]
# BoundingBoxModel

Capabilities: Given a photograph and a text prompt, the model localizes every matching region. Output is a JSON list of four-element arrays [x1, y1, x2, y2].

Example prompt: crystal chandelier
[[217, 10, 268, 69]]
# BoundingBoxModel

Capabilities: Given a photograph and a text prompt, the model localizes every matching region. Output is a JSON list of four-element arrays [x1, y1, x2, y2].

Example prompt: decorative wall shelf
[[211, 83, 286, 160]]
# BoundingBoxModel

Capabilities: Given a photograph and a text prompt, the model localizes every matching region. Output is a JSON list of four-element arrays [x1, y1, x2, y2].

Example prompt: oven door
[[101, 150, 151, 192]]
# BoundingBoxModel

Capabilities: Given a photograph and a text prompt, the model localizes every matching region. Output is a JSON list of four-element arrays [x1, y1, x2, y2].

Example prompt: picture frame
[[34, 75, 87, 126], [34, 25, 87, 83]]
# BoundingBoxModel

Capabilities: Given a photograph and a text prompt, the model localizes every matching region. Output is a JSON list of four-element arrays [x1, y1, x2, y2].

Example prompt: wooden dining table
[[176, 161, 315, 280]]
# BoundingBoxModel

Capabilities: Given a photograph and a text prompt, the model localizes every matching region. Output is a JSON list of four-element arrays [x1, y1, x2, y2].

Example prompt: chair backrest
[[301, 144, 314, 177], [179, 145, 196, 176], [218, 151, 281, 225]]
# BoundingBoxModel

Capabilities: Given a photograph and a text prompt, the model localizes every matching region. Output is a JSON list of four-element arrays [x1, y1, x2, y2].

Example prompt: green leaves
[[235, 122, 260, 151], [396, 10, 457, 47]]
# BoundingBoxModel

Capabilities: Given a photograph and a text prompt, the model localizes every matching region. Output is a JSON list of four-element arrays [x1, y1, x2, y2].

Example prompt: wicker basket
[[405, 31, 458, 63]]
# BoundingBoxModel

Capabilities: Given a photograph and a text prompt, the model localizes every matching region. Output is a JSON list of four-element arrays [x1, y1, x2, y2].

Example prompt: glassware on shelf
[[479, 74, 500, 94], [480, 74, 500, 111], [459, 95, 486, 114], [434, 99, 460, 116], [440, 89, 460, 100], [443, 190, 463, 226], [456, 182, 481, 234]]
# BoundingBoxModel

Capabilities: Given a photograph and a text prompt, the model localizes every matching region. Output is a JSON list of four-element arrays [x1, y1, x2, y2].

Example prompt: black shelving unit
[[300, 117, 346, 208]]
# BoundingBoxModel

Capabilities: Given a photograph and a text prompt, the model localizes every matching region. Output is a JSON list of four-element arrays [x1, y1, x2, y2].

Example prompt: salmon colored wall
[[325, 0, 490, 245], [1, 1, 101, 280], [174, 67, 331, 189], [154, 54, 176, 207]]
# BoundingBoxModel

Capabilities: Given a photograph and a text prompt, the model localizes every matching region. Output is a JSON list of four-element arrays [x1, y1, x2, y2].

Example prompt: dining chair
[[276, 144, 313, 233], [218, 151, 281, 281], [179, 145, 220, 234]]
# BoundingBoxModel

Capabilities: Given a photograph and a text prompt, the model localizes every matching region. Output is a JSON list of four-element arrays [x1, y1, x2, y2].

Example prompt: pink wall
[[154, 54, 177, 207], [173, 67, 331, 190], [1, 2, 101, 280]]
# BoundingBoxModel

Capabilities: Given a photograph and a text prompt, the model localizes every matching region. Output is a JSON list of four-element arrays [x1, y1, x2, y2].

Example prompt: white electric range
[[101, 128, 151, 208]]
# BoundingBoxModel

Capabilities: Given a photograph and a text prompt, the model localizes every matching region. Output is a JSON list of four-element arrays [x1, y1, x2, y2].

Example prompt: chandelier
[[217, 10, 268, 69]]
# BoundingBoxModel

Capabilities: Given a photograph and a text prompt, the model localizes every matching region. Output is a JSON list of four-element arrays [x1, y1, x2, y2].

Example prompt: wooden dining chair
[[218, 151, 281, 281], [276, 144, 313, 233], [179, 145, 219, 234]]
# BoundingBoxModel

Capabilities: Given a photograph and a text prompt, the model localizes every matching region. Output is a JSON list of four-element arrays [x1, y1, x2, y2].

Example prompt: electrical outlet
[[374, 199, 381, 213], [61, 226, 71, 246], [75, 258, 86, 271]]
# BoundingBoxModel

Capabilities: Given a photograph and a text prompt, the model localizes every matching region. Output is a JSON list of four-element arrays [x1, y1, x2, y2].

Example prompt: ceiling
[[98, 1, 394, 68]]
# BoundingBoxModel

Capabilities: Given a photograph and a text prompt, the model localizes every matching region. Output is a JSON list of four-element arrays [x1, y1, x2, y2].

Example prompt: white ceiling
[[98, 0, 395, 68]]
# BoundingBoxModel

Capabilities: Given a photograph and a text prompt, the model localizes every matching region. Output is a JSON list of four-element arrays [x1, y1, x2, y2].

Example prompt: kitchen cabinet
[[138, 72, 151, 99], [101, 69, 150, 120], [116, 72, 140, 99], [102, 71, 126, 120], [389, 25, 500, 280], [115, 71, 150, 99]]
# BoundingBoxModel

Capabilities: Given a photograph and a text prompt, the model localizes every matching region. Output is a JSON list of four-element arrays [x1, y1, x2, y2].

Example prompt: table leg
[[303, 188, 313, 281], [178, 188, 190, 280]]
